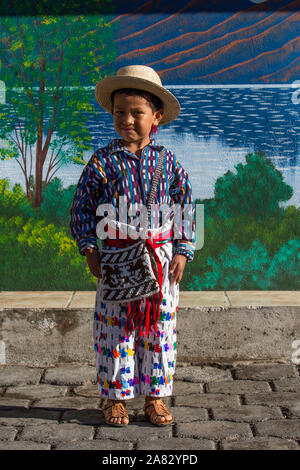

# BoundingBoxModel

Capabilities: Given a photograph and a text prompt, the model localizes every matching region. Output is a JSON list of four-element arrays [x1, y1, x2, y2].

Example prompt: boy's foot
[[103, 398, 129, 426], [143, 396, 174, 426]]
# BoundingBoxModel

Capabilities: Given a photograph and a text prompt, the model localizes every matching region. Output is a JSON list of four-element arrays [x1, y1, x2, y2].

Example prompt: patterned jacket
[[69, 138, 196, 261]]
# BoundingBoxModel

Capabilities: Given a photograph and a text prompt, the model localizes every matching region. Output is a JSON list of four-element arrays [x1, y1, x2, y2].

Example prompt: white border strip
[[166, 84, 300, 89], [7, 83, 300, 91]]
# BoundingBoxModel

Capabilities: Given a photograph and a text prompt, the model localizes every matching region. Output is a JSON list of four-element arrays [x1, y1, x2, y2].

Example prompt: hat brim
[[95, 76, 180, 125]]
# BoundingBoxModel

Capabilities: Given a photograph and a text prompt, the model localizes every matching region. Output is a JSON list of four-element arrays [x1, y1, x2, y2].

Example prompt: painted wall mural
[[0, 0, 300, 291]]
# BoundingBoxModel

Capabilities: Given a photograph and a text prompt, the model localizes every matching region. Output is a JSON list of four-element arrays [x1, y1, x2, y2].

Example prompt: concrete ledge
[[0, 291, 299, 366], [1, 290, 300, 309]]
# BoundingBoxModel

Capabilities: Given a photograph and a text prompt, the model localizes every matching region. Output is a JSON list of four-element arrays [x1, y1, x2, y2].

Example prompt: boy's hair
[[111, 88, 163, 114]]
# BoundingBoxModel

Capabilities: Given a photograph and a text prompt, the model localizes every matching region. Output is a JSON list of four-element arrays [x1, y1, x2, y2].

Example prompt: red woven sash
[[104, 226, 173, 338]]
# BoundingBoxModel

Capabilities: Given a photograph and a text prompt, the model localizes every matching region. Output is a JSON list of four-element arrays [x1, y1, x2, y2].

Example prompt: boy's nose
[[123, 113, 134, 125]]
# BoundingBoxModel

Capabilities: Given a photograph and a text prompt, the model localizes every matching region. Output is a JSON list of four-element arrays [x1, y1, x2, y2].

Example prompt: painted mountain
[[101, 0, 300, 84]]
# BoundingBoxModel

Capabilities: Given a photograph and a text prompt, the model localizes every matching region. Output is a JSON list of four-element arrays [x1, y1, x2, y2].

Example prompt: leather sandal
[[102, 399, 129, 427], [143, 397, 174, 426]]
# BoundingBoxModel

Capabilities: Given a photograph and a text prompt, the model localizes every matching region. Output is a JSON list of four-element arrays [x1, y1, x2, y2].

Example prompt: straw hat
[[95, 65, 180, 125]]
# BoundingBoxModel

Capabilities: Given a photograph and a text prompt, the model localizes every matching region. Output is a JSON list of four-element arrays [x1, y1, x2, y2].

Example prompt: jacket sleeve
[[69, 153, 107, 256], [169, 154, 196, 262]]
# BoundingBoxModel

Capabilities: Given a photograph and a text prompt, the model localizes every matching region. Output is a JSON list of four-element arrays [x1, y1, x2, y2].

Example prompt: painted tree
[[212, 151, 293, 221], [0, 9, 118, 207]]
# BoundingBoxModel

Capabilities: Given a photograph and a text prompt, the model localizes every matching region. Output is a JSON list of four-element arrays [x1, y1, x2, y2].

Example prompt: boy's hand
[[84, 247, 102, 278], [169, 254, 187, 285]]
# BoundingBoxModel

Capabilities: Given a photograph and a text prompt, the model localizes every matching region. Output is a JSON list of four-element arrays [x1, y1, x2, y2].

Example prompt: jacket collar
[[108, 138, 163, 157]]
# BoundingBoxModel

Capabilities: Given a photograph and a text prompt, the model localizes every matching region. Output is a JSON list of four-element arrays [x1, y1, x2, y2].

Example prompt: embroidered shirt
[[69, 138, 196, 262]]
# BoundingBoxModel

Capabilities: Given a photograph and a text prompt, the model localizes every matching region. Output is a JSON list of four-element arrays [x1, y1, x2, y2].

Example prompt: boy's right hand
[[84, 247, 102, 278]]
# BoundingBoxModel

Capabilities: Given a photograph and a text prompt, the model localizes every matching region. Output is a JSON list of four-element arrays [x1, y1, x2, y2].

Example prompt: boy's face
[[112, 93, 163, 146]]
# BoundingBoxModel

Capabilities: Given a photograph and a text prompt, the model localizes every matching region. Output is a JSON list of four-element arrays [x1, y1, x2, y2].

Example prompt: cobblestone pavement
[[0, 362, 299, 450]]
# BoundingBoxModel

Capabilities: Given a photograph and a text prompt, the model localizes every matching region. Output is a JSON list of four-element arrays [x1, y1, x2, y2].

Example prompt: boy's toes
[[109, 416, 128, 425], [113, 417, 122, 424], [157, 415, 170, 424], [116, 415, 128, 425]]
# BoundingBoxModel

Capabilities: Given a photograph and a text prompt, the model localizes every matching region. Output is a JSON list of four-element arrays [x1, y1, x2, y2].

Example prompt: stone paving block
[[135, 406, 208, 423], [179, 291, 228, 308], [0, 291, 73, 308], [211, 405, 283, 422], [175, 366, 232, 383], [19, 423, 94, 443], [53, 440, 133, 450], [244, 392, 300, 406], [0, 366, 43, 386], [206, 380, 271, 394], [173, 381, 204, 395], [0, 426, 18, 441], [254, 419, 300, 439], [222, 437, 300, 450], [31, 397, 101, 410], [170, 407, 209, 423], [272, 378, 300, 393], [136, 437, 215, 450], [0, 407, 61, 426], [69, 291, 95, 308], [288, 404, 300, 418], [4, 384, 68, 399], [95, 423, 172, 441], [0, 397, 31, 408], [234, 363, 298, 381], [123, 395, 150, 411], [175, 393, 240, 408], [177, 421, 252, 441], [61, 409, 109, 426], [73, 384, 99, 398], [0, 441, 51, 450], [226, 290, 300, 307], [43, 364, 96, 386]]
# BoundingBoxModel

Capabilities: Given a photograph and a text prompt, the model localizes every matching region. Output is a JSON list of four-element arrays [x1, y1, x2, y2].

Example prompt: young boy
[[70, 65, 196, 426]]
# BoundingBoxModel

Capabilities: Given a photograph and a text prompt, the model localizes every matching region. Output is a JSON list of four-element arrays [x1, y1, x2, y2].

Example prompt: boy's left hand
[[169, 254, 187, 285]]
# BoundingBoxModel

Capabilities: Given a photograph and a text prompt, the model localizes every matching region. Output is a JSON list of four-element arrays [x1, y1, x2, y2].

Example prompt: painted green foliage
[[0, 7, 299, 290], [187, 151, 300, 291], [0, 177, 93, 290], [0, 10, 118, 208], [1, 150, 300, 290], [211, 151, 293, 220]]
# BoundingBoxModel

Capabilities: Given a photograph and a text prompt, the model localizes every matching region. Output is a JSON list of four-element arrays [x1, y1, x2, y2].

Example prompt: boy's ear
[[154, 109, 164, 125]]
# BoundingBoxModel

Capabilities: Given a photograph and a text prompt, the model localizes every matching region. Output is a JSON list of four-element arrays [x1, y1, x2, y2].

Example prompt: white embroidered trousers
[[93, 240, 179, 400]]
